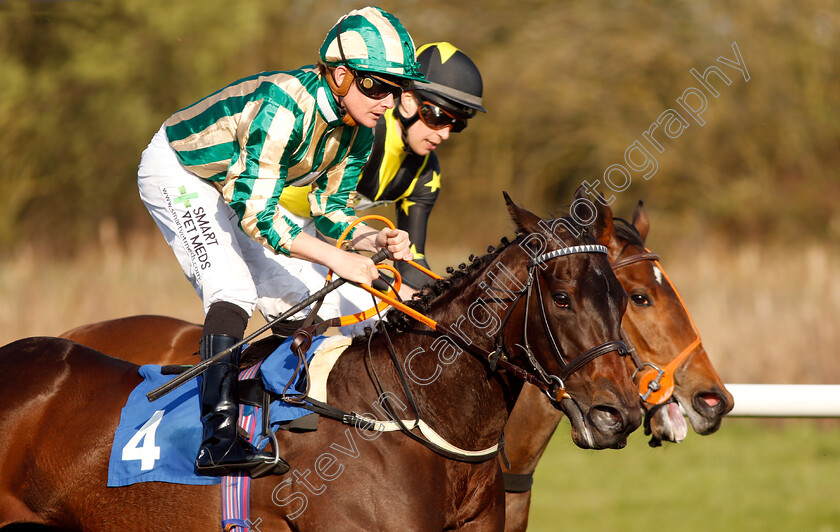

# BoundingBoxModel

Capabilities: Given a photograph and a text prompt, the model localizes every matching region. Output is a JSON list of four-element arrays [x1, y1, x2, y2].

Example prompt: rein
[[258, 226, 629, 463], [611, 247, 703, 405]]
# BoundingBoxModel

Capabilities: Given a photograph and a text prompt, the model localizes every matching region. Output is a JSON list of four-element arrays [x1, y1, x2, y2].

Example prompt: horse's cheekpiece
[[107, 335, 334, 487], [509, 244, 630, 395]]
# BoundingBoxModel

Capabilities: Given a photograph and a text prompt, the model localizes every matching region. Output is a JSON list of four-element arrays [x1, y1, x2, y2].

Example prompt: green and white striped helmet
[[319, 7, 426, 82]]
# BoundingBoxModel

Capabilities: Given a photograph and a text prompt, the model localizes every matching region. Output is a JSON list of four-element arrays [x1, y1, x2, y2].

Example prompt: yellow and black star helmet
[[414, 42, 486, 117]]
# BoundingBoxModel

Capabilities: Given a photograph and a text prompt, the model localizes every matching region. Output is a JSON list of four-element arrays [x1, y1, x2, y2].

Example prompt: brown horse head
[[494, 189, 641, 449], [596, 198, 734, 445]]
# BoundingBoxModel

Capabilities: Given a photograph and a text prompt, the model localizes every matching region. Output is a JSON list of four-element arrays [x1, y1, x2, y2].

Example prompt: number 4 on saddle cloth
[[107, 334, 349, 487]]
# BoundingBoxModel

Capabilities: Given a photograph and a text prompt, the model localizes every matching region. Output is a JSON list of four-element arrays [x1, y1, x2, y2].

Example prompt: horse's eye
[[553, 293, 571, 309], [630, 293, 651, 306]]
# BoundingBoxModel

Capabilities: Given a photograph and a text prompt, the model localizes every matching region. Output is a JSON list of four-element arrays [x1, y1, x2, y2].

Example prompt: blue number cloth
[[107, 335, 329, 487]]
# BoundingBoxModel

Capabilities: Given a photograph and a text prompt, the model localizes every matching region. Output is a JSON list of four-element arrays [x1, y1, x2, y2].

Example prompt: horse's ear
[[631, 200, 650, 243], [504, 191, 542, 234], [591, 192, 615, 247]]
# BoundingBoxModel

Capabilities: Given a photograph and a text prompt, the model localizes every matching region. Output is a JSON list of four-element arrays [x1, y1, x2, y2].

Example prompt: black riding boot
[[195, 334, 289, 477]]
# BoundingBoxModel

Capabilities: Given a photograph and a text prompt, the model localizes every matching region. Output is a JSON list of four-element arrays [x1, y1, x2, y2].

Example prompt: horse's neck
[[380, 257, 528, 451], [380, 320, 515, 452], [502, 383, 564, 475]]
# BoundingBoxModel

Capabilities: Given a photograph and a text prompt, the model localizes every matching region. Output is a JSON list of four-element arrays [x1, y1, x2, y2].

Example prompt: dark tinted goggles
[[354, 71, 409, 100], [418, 101, 469, 132]]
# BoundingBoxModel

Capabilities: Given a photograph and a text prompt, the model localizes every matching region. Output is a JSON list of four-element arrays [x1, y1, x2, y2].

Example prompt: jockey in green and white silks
[[137, 6, 423, 478], [162, 66, 375, 255], [139, 7, 423, 320], [139, 65, 372, 320]]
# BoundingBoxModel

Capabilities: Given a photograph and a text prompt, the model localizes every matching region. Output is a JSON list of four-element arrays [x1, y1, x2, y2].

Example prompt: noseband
[[491, 244, 630, 402], [611, 246, 703, 404]]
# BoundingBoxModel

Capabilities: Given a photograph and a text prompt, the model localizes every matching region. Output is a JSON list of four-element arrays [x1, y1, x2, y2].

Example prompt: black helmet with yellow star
[[413, 42, 486, 117]]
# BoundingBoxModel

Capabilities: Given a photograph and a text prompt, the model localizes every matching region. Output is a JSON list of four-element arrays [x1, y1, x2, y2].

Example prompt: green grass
[[527, 419, 840, 532]]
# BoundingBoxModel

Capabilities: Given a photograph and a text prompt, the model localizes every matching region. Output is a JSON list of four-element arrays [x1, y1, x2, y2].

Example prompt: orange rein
[[329, 215, 443, 328], [329, 216, 562, 397]]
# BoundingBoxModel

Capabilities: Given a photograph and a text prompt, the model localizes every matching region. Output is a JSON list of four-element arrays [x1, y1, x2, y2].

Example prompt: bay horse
[[0, 194, 642, 531], [500, 199, 734, 531]]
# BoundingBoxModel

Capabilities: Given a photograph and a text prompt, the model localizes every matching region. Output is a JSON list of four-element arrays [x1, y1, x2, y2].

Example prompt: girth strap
[[502, 472, 534, 493], [293, 396, 381, 432], [303, 395, 501, 462], [239, 378, 501, 463]]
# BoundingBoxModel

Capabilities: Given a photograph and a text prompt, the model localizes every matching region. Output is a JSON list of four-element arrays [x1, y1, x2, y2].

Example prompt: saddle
[[160, 325, 378, 438]]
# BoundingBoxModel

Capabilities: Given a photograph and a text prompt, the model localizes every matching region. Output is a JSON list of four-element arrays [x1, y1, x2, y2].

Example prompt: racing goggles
[[418, 101, 469, 132], [354, 72, 410, 100]]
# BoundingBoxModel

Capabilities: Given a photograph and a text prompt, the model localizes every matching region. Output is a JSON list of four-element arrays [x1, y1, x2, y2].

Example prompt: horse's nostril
[[694, 391, 726, 414], [589, 405, 624, 432], [700, 392, 721, 408]]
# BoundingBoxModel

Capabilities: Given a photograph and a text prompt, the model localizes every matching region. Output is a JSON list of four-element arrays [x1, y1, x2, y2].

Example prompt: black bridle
[[487, 244, 630, 402]]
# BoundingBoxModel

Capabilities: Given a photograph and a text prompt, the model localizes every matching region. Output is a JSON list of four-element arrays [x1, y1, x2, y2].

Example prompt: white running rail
[[726, 384, 840, 417]]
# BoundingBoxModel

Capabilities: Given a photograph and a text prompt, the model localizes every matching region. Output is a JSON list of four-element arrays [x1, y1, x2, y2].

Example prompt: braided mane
[[375, 235, 517, 334]]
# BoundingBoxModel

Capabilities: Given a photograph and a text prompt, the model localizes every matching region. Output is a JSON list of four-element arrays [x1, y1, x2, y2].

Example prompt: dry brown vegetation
[[2, 225, 838, 385], [2, 0, 839, 252], [661, 239, 840, 384]]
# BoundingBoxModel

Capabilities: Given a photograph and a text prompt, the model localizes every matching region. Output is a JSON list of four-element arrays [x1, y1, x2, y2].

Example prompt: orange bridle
[[611, 248, 703, 405]]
